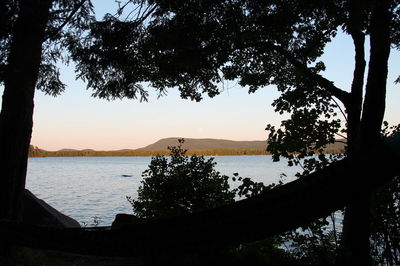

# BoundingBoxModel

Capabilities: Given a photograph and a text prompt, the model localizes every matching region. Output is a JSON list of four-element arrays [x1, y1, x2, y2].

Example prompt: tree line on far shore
[[28, 144, 345, 158]]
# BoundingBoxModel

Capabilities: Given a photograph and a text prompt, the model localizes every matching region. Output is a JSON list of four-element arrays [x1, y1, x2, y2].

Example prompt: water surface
[[26, 155, 299, 226]]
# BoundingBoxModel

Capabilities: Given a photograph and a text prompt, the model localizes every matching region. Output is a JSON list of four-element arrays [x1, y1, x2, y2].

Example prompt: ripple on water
[[27, 155, 299, 226]]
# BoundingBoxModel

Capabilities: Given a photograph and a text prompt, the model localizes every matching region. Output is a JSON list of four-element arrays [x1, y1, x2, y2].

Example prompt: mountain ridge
[[137, 137, 267, 151]]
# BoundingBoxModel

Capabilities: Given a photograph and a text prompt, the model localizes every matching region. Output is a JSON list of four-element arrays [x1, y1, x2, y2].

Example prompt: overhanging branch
[[271, 44, 351, 106], [44, 0, 87, 41]]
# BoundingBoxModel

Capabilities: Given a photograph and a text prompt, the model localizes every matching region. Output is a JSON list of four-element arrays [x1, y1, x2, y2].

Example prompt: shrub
[[127, 139, 236, 219]]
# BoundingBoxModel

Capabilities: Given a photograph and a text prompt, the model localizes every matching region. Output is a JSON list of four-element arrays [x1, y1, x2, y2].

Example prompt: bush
[[127, 139, 236, 219]]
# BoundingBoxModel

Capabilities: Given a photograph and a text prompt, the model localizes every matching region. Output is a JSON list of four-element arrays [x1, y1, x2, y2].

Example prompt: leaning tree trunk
[[341, 0, 391, 265], [0, 0, 52, 258]]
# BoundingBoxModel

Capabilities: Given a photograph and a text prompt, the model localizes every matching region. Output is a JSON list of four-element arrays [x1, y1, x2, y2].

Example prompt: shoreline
[[28, 148, 270, 158]]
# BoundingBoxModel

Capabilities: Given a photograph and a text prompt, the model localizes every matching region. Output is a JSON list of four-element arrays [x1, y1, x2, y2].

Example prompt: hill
[[28, 138, 345, 157], [137, 137, 267, 151]]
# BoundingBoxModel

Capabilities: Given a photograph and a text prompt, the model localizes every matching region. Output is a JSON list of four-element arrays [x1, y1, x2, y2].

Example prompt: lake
[[26, 155, 300, 226]]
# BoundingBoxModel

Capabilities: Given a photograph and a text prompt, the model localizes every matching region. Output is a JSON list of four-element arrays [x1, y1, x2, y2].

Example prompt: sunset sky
[[2, 2, 400, 151]]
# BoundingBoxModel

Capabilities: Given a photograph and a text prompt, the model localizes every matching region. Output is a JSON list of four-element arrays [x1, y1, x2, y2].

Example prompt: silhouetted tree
[[0, 0, 95, 224], [70, 0, 399, 264], [0, 0, 172, 226]]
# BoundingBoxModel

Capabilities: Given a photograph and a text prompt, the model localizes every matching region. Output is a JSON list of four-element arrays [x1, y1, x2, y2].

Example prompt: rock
[[23, 189, 81, 228], [112, 213, 142, 229]]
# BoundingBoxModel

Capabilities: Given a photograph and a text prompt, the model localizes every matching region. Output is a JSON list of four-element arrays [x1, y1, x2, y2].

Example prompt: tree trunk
[[341, 0, 391, 265], [345, 0, 365, 158], [0, 0, 52, 260]]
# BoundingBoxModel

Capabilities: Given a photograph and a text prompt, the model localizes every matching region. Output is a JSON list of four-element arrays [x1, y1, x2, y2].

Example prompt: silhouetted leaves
[[128, 139, 236, 218]]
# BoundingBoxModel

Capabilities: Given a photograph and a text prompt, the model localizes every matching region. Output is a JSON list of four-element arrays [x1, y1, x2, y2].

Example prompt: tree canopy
[[72, 0, 399, 101], [70, 0, 400, 161], [0, 0, 94, 95]]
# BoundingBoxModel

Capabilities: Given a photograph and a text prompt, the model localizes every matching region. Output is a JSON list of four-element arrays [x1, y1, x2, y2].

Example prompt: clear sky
[[2, 2, 400, 151]]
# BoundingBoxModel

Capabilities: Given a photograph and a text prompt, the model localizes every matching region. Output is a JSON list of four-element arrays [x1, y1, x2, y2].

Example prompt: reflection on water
[[27, 155, 299, 226]]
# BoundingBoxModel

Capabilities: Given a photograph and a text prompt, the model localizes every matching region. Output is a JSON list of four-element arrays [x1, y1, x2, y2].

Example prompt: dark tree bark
[[359, 1, 391, 148], [0, 1, 52, 261], [346, 0, 366, 157], [0, 0, 52, 221], [341, 1, 392, 265]]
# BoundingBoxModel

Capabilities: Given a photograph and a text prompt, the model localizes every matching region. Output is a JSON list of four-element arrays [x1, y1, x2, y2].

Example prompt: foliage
[[263, 72, 345, 264], [0, 0, 95, 95], [72, 0, 344, 101], [80, 216, 102, 227], [267, 136, 344, 264], [280, 213, 342, 266], [370, 175, 400, 265], [234, 174, 276, 199], [263, 52, 345, 263], [369, 123, 400, 265], [263, 57, 345, 263], [128, 139, 237, 218], [217, 240, 304, 266], [70, 0, 400, 109]]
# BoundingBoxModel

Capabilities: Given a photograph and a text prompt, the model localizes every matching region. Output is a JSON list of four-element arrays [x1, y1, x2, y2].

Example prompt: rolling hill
[[137, 137, 267, 151]]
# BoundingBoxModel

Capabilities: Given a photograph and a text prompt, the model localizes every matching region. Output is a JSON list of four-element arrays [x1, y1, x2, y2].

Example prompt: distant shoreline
[[28, 137, 345, 157], [28, 147, 345, 158], [28, 148, 270, 158]]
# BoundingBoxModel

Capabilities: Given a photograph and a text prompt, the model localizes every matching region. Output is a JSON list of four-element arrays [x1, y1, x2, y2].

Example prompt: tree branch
[[348, 0, 366, 103], [134, 4, 156, 26], [271, 44, 351, 106], [45, 0, 87, 41], [301, 27, 338, 58], [330, 95, 348, 122]]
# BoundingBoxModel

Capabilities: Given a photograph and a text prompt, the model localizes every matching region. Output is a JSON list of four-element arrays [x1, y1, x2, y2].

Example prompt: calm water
[[26, 155, 299, 226]]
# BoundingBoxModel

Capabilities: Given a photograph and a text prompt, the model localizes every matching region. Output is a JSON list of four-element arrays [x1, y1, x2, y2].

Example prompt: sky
[[3, 2, 400, 151]]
